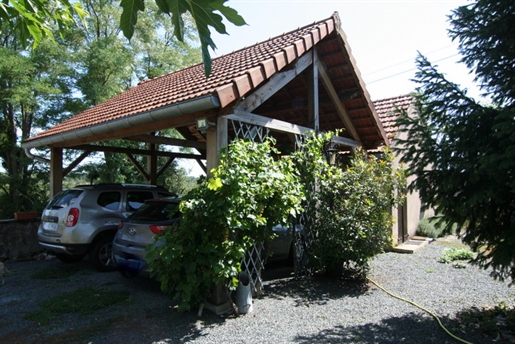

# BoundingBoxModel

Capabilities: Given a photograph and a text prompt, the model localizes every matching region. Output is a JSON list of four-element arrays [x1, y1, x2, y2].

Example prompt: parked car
[[112, 197, 181, 277], [113, 197, 303, 277], [38, 183, 176, 271]]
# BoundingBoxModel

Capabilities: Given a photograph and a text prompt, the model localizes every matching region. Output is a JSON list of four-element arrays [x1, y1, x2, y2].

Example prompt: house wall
[[390, 102, 428, 244]]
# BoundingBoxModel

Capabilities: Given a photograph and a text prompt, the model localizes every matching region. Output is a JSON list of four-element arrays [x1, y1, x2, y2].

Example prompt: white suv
[[38, 183, 175, 271]]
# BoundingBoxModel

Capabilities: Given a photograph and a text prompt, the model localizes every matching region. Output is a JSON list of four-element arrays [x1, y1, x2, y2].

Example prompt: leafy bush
[[416, 217, 457, 238], [438, 248, 475, 264], [293, 132, 406, 277], [416, 218, 444, 238], [146, 138, 304, 311]]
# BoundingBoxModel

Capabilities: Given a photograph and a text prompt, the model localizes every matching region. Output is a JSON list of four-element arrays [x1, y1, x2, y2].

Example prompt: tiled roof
[[373, 94, 413, 142], [24, 12, 388, 150]]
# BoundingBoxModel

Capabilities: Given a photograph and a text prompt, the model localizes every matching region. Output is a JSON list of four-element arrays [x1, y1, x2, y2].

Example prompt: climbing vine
[[146, 137, 304, 311]]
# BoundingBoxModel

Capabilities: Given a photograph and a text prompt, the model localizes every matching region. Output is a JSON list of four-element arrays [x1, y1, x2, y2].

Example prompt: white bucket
[[235, 271, 253, 314]]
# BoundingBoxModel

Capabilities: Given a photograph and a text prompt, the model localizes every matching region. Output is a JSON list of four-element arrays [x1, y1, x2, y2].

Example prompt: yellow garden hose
[[367, 277, 473, 344]]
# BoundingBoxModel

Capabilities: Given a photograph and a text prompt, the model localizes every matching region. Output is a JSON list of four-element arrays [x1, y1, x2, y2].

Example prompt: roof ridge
[[137, 12, 340, 86], [212, 12, 339, 60]]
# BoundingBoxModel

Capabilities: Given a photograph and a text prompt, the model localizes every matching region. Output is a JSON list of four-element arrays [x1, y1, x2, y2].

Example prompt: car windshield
[[129, 201, 180, 221], [47, 189, 83, 209]]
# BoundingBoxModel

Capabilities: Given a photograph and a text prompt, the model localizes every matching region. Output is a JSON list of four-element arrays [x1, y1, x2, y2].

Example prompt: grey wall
[[0, 219, 41, 261]]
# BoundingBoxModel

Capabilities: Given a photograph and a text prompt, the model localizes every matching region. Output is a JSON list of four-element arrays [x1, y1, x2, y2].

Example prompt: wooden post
[[205, 117, 227, 177], [49, 147, 63, 199], [308, 47, 320, 132]]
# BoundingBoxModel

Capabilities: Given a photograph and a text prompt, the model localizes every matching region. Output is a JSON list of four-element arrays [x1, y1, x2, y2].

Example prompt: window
[[97, 192, 121, 210], [127, 191, 154, 211]]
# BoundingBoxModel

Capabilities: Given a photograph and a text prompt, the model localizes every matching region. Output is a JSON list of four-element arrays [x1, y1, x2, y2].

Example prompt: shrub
[[438, 248, 475, 264], [293, 132, 406, 277], [416, 217, 458, 238]]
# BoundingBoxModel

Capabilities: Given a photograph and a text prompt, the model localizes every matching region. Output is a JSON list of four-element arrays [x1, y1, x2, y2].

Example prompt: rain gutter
[[22, 95, 220, 161]]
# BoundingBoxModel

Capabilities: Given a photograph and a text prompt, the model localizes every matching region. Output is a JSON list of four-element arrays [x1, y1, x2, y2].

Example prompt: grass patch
[[31, 266, 79, 279], [25, 287, 130, 324], [435, 240, 468, 250]]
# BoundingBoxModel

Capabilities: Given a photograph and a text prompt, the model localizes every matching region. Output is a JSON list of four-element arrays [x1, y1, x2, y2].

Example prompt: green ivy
[[146, 137, 304, 311]]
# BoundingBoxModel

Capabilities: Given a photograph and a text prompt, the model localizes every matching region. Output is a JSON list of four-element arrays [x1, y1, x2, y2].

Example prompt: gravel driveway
[[1, 236, 514, 344]]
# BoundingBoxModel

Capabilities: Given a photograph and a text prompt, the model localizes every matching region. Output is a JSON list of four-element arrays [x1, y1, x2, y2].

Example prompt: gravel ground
[[1, 236, 514, 344]]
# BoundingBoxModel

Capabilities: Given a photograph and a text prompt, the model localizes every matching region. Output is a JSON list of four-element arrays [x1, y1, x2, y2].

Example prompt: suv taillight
[[150, 225, 165, 234], [66, 208, 79, 227]]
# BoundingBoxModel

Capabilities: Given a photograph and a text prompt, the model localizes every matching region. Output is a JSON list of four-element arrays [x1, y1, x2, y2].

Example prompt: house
[[374, 94, 431, 245]]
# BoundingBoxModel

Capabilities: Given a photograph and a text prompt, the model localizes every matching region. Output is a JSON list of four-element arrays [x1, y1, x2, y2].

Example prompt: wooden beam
[[157, 157, 176, 179], [50, 147, 63, 199], [126, 154, 149, 181], [125, 134, 206, 150], [235, 52, 313, 112], [225, 110, 360, 148], [308, 48, 320, 132], [316, 56, 360, 141], [147, 140, 157, 184], [63, 150, 92, 177], [205, 127, 217, 177], [195, 158, 207, 174], [71, 144, 205, 160], [217, 116, 228, 155]]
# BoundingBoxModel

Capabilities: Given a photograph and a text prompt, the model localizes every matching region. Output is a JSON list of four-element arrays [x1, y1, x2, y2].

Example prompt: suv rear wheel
[[90, 235, 116, 272]]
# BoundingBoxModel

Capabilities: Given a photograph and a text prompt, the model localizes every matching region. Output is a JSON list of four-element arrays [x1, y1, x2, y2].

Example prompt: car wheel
[[90, 235, 116, 272], [55, 253, 85, 263]]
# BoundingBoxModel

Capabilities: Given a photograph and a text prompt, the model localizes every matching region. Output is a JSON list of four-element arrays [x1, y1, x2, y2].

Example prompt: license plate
[[43, 222, 58, 231]]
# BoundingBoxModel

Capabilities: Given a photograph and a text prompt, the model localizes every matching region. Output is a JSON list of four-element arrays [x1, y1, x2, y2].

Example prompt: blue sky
[[211, 0, 480, 101]]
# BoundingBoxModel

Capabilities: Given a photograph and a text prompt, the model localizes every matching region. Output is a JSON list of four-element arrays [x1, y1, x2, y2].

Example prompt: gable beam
[[235, 51, 313, 113], [316, 57, 360, 141]]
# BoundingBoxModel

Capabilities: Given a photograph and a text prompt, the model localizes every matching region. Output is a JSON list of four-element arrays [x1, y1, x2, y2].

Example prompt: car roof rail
[[73, 183, 168, 190]]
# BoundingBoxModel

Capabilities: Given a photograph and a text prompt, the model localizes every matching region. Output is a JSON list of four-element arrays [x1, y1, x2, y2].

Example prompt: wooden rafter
[[316, 53, 360, 141]]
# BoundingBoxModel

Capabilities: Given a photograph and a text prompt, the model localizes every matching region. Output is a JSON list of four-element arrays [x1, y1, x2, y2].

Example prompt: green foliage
[[294, 136, 406, 276], [0, 0, 86, 49], [438, 248, 475, 264], [396, 0, 515, 282], [146, 137, 304, 311], [416, 217, 454, 238], [2, 0, 242, 77], [120, 0, 246, 77]]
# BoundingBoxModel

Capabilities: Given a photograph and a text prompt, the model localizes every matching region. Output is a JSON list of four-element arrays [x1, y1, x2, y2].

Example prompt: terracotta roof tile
[[373, 94, 413, 141], [24, 14, 338, 144]]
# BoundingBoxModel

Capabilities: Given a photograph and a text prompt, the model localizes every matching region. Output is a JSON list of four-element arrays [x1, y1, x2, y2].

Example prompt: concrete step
[[390, 237, 433, 254]]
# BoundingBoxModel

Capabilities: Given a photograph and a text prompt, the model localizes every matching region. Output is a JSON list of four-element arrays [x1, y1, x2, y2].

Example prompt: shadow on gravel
[[292, 312, 485, 344], [261, 260, 370, 307]]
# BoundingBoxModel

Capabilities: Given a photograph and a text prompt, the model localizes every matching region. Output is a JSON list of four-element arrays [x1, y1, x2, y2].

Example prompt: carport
[[22, 12, 388, 199]]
